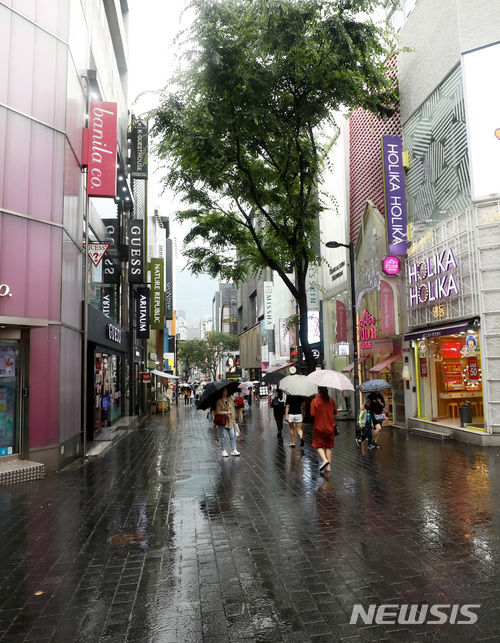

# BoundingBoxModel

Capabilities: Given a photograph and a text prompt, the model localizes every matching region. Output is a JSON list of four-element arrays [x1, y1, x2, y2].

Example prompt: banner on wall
[[380, 280, 395, 335], [279, 319, 290, 358], [462, 43, 500, 201], [336, 301, 347, 342]]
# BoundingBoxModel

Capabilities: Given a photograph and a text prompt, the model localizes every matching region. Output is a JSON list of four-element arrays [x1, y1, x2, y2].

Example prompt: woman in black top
[[271, 389, 286, 439], [285, 395, 305, 447]]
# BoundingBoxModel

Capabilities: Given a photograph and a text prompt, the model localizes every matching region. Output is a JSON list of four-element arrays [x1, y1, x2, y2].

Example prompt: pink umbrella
[[306, 369, 354, 391]]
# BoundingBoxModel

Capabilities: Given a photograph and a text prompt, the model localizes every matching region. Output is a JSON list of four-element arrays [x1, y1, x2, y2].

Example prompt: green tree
[[205, 331, 240, 380], [151, 0, 398, 372], [177, 339, 209, 379]]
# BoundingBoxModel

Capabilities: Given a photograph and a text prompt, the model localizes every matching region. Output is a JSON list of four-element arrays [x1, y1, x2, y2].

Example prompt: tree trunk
[[296, 272, 316, 374]]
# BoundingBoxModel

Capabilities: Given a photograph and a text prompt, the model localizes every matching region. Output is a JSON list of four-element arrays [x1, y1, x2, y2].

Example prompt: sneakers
[[368, 442, 381, 449], [355, 437, 362, 448], [231, 449, 240, 456], [221, 450, 229, 457]]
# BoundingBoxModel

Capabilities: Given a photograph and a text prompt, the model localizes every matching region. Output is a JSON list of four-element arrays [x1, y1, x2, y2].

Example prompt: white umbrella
[[279, 374, 318, 397], [238, 382, 254, 389], [306, 370, 354, 391]]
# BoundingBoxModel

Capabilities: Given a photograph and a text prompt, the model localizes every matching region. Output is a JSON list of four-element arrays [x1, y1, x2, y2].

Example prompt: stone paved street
[[2, 401, 500, 642]]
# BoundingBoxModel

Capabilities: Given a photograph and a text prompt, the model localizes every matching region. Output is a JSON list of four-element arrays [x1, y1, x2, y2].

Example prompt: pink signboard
[[380, 281, 395, 335], [86, 101, 118, 197], [382, 255, 401, 275]]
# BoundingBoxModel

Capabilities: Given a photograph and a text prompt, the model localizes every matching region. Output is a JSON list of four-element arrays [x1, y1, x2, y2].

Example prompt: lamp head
[[326, 241, 342, 249]]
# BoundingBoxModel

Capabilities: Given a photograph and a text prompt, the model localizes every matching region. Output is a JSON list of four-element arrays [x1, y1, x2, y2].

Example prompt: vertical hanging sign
[[164, 239, 173, 320], [382, 135, 407, 256], [86, 101, 118, 197], [306, 266, 320, 310], [102, 218, 120, 284], [336, 301, 347, 342], [127, 220, 144, 284], [150, 258, 164, 330], [130, 118, 148, 180], [136, 287, 150, 339], [264, 282, 273, 330]]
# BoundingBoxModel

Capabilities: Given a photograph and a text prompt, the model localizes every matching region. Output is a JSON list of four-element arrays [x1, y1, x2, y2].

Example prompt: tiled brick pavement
[[1, 401, 500, 642]]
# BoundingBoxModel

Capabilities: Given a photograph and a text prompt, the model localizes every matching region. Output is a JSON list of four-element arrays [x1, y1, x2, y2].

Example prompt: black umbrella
[[262, 371, 285, 385], [196, 379, 241, 410]]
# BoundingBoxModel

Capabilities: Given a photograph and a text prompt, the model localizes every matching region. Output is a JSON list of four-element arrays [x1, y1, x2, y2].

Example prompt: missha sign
[[382, 135, 407, 257], [85, 101, 118, 197], [408, 248, 460, 307]]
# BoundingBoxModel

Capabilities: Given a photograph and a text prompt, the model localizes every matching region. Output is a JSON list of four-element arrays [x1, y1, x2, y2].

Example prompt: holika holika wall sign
[[407, 248, 460, 307]]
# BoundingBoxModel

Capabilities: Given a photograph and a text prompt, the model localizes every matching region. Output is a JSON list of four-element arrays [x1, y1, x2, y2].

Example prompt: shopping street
[[1, 401, 500, 642]]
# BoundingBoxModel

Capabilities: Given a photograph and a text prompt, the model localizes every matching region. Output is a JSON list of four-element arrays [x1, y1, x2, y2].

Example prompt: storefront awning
[[369, 346, 402, 373], [342, 356, 368, 372], [265, 361, 296, 373], [150, 369, 180, 379], [404, 321, 472, 342]]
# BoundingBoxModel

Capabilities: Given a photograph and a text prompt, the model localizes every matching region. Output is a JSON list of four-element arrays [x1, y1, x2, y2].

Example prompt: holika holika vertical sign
[[382, 135, 408, 257], [150, 258, 164, 330]]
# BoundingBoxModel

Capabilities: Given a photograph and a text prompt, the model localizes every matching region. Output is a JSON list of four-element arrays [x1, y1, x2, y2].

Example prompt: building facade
[[0, 0, 135, 471], [397, 0, 500, 443]]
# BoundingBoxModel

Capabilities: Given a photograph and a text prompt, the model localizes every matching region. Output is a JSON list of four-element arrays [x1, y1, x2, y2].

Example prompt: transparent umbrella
[[278, 375, 318, 398], [306, 370, 354, 391], [358, 379, 391, 393]]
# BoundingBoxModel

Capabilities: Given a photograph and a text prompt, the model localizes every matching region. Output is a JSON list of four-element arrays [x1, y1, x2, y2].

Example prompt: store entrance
[[88, 348, 122, 441], [416, 331, 484, 428], [0, 339, 21, 457]]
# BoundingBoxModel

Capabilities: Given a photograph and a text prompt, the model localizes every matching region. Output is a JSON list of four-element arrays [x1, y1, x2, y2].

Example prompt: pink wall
[[29, 326, 60, 448], [0, 214, 62, 321], [349, 58, 401, 245]]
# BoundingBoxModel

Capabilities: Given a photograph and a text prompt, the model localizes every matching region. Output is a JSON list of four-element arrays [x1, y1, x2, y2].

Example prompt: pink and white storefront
[[0, 1, 130, 471]]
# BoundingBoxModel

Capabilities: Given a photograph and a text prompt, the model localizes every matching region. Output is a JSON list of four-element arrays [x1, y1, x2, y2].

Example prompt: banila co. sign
[[85, 101, 118, 198], [382, 135, 407, 257]]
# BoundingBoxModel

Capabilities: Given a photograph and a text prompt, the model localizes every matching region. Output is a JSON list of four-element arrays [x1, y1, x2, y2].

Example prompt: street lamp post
[[326, 240, 359, 421]]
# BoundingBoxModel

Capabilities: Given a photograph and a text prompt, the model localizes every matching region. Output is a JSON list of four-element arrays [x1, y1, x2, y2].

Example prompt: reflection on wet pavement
[[1, 401, 500, 641]]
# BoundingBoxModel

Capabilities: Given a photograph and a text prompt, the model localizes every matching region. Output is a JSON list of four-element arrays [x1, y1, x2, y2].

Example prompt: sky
[[128, 0, 218, 323]]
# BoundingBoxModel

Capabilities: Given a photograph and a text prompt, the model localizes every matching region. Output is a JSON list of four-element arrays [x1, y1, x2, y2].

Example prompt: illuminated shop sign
[[382, 256, 401, 276], [408, 248, 460, 307], [358, 309, 378, 350]]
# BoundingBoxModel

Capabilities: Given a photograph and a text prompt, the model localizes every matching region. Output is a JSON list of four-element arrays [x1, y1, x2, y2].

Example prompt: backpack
[[357, 408, 366, 428]]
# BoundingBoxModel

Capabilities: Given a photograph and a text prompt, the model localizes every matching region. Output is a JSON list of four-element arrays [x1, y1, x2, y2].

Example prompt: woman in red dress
[[310, 387, 337, 472]]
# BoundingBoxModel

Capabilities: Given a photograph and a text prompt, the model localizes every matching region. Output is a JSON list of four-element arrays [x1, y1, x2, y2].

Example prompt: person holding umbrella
[[358, 379, 390, 448], [214, 387, 240, 457], [310, 386, 337, 471]]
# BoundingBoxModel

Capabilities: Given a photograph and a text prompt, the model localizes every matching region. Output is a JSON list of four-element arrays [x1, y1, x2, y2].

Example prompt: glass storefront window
[[94, 351, 122, 431], [415, 332, 483, 426], [0, 341, 21, 456]]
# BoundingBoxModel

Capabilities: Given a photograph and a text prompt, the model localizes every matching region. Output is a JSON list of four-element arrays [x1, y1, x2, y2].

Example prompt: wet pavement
[[2, 401, 500, 642]]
